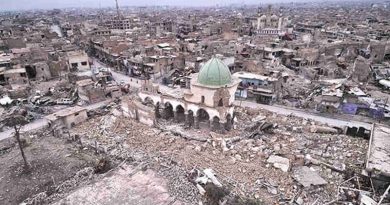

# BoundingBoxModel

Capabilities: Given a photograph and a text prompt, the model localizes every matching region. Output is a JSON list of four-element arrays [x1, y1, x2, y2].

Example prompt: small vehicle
[[56, 98, 74, 105]]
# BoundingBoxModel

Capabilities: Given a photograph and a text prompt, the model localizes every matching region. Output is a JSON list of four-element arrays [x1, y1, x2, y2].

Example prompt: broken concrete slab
[[293, 166, 327, 187], [309, 125, 339, 134], [366, 124, 390, 178], [360, 194, 378, 205], [203, 169, 222, 187], [267, 155, 290, 172], [53, 165, 184, 205]]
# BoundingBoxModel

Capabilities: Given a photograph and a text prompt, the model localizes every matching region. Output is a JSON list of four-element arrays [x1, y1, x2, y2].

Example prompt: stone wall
[[352, 56, 371, 82], [121, 96, 155, 126], [34, 62, 52, 81], [63, 110, 88, 128]]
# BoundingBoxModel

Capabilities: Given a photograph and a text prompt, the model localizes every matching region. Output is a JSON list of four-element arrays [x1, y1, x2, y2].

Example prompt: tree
[[3, 112, 29, 168]]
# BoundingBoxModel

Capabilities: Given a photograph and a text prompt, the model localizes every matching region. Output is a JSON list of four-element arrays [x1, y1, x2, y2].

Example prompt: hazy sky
[[0, 0, 340, 11]]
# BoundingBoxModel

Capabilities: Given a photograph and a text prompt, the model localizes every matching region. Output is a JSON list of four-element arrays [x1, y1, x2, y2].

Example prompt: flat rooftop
[[233, 71, 278, 82], [46, 106, 86, 121]]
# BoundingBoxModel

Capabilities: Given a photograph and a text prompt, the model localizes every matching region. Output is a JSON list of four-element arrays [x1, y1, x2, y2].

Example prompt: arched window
[[218, 99, 223, 107]]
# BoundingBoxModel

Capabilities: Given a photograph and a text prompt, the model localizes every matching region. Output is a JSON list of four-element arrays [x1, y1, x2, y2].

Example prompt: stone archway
[[225, 114, 232, 131], [211, 116, 220, 131], [218, 99, 223, 107], [163, 102, 174, 120], [195, 108, 210, 129], [186, 110, 194, 127], [143, 96, 155, 106], [175, 105, 185, 122], [155, 102, 161, 118]]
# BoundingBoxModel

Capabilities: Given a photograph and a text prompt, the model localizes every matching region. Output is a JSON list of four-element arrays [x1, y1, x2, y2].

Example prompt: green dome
[[197, 57, 232, 86]]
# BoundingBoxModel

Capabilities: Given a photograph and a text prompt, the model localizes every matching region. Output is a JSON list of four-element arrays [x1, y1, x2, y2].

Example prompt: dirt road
[[0, 100, 112, 141]]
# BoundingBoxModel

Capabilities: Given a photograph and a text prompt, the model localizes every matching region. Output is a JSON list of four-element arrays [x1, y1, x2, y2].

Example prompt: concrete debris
[[220, 139, 229, 152], [267, 186, 278, 195], [366, 125, 390, 179], [22, 167, 96, 205], [100, 114, 117, 131], [267, 155, 290, 172], [156, 122, 208, 142], [245, 121, 274, 133], [0, 96, 13, 106], [192, 169, 221, 187], [203, 169, 223, 188], [305, 154, 347, 173], [188, 168, 224, 200], [252, 115, 266, 122], [14, 99, 370, 204], [293, 166, 327, 187], [21, 192, 48, 205], [197, 184, 206, 195], [309, 125, 339, 134], [360, 194, 378, 205], [296, 197, 304, 205], [195, 176, 209, 185], [1, 2, 389, 203]]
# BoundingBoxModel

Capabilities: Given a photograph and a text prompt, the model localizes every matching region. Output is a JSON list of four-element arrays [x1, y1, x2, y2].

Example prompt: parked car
[[56, 98, 74, 105]]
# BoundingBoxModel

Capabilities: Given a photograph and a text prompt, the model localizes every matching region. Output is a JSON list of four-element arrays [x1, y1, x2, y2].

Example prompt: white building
[[253, 5, 290, 36]]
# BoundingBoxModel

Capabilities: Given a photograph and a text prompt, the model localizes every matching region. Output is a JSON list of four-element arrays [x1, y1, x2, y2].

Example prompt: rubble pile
[[68, 106, 202, 203], [22, 167, 96, 205], [1, 1, 389, 204], [230, 107, 370, 203], [64, 104, 369, 204]]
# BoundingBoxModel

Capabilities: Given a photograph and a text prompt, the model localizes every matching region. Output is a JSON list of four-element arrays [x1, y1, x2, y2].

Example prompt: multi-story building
[[252, 5, 290, 36]]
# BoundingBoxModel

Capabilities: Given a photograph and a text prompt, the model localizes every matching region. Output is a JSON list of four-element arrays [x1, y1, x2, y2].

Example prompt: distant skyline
[[0, 0, 377, 11]]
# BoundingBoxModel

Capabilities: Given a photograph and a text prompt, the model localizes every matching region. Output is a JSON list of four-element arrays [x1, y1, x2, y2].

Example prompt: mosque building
[[252, 5, 290, 36], [139, 56, 241, 131]]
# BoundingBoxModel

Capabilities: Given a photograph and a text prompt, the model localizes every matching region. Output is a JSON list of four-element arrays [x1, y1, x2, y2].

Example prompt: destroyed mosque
[[0, 0, 390, 205]]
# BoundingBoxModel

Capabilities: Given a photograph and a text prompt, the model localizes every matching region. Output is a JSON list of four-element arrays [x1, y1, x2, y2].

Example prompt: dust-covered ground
[[68, 104, 369, 204], [0, 132, 99, 205], [0, 101, 372, 205]]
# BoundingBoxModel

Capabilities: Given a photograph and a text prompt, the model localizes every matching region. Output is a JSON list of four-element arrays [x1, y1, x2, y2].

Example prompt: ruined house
[[46, 106, 88, 129], [352, 56, 371, 82], [67, 50, 90, 72], [76, 79, 106, 104], [233, 71, 282, 104]]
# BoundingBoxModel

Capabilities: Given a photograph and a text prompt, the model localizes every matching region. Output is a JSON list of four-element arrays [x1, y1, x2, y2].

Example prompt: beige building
[[67, 51, 90, 71], [3, 66, 29, 85], [139, 57, 240, 131], [253, 5, 290, 36], [46, 106, 88, 129], [105, 18, 131, 30], [76, 79, 106, 104]]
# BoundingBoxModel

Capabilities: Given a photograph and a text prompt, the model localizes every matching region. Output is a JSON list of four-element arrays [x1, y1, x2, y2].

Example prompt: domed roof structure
[[197, 57, 232, 87]]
